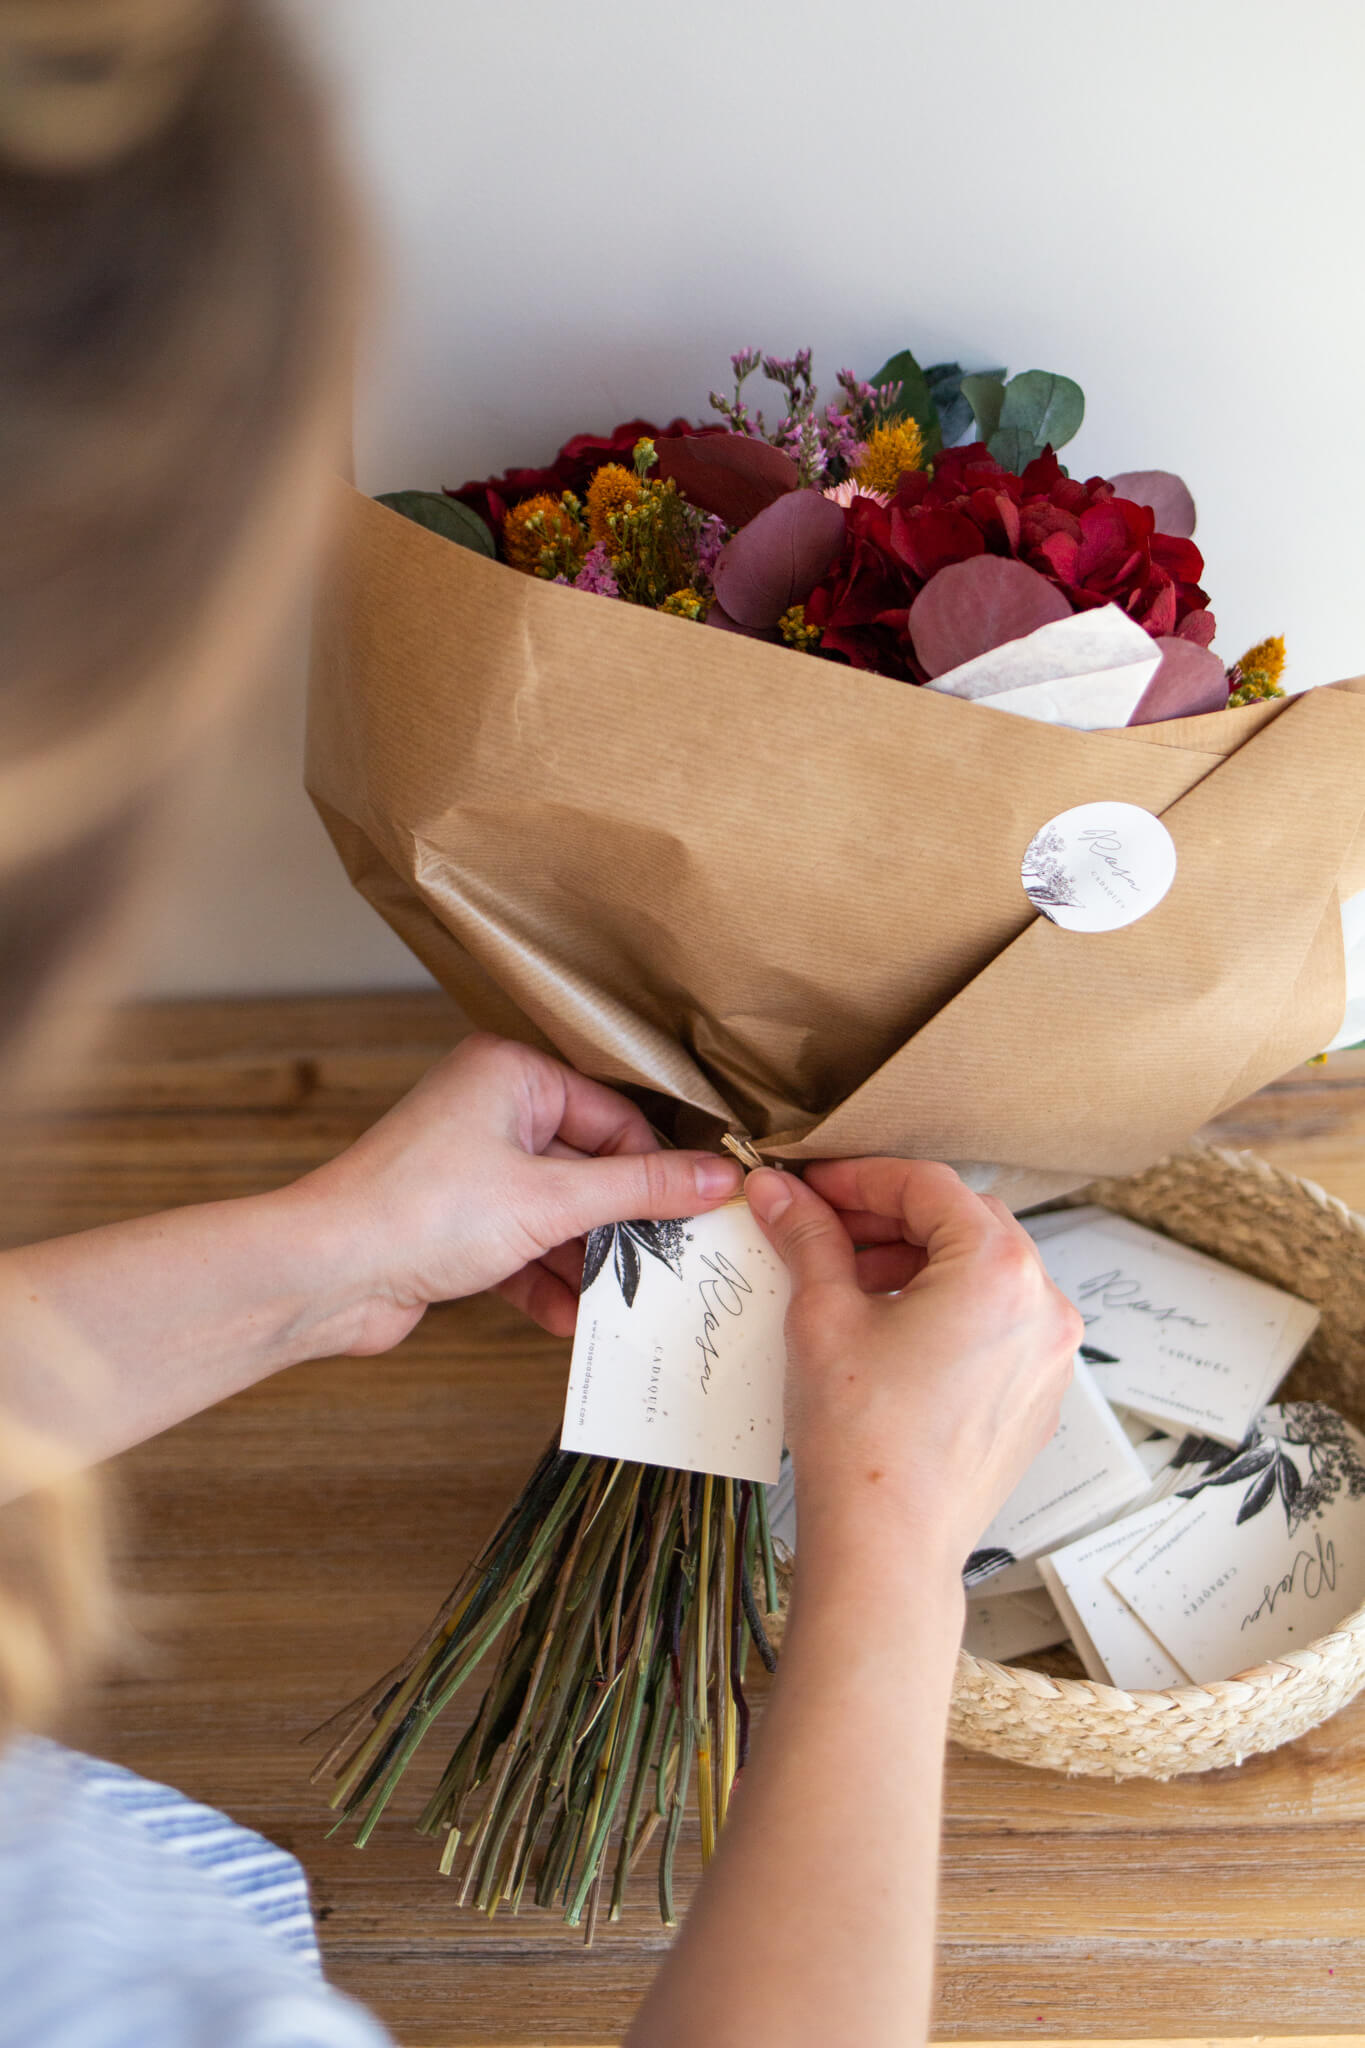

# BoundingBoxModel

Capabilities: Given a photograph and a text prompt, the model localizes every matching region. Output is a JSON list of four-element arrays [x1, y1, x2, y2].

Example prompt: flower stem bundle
[[312, 1445, 780, 1935]]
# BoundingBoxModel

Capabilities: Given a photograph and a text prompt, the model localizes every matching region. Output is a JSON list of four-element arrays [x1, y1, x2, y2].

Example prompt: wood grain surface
[[6, 992, 1365, 2046]]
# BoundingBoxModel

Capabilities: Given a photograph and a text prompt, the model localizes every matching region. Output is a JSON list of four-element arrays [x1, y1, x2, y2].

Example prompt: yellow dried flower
[[660, 586, 707, 621], [1236, 635, 1286, 687], [1228, 633, 1287, 707], [778, 604, 821, 653], [502, 493, 586, 578], [853, 418, 925, 497], [586, 464, 643, 545]]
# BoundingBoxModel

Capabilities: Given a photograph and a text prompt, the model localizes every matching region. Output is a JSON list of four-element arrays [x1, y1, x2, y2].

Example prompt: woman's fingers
[[495, 1260, 580, 1338], [854, 1243, 925, 1294], [817, 1207, 909, 1246], [804, 1157, 999, 1257], [745, 1171, 860, 1295], [543, 1059, 662, 1159], [539, 1235, 588, 1291]]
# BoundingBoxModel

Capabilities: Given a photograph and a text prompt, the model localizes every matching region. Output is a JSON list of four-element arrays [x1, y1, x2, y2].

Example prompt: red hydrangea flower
[[806, 444, 1214, 680], [448, 418, 707, 552]]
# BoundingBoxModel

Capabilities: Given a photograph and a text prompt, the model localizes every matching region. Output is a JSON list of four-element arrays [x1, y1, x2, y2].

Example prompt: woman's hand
[[745, 1157, 1081, 1577], [629, 1156, 1077, 2048], [0, 1034, 742, 1475], [294, 1033, 743, 1351]]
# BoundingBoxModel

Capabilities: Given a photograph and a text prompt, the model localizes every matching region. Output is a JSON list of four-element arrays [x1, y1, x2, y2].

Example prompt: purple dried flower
[[693, 514, 728, 583], [572, 544, 620, 598], [821, 404, 863, 470]]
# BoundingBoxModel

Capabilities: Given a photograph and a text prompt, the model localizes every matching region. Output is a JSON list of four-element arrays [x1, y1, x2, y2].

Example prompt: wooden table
[[7, 993, 1365, 2046]]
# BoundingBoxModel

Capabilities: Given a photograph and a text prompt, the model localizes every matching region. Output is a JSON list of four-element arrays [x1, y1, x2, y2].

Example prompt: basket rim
[[959, 1141, 1365, 1709]]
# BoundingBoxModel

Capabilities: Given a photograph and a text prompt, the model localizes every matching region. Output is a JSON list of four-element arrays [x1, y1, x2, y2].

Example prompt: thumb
[[536, 1147, 743, 1243], [745, 1169, 858, 1295]]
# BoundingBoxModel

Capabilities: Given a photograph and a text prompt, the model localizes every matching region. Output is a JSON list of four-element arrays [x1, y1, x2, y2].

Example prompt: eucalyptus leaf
[[960, 373, 1006, 444], [376, 490, 496, 557], [926, 361, 1004, 449], [985, 425, 1037, 474], [996, 369, 1085, 454], [868, 347, 942, 457]]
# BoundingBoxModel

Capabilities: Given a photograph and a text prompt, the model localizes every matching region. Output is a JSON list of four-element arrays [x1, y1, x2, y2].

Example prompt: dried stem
[[314, 1440, 777, 1925]]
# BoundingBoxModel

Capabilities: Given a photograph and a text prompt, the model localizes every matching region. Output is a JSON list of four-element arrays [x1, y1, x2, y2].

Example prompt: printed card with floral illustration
[[1106, 1403, 1365, 1681], [561, 1199, 791, 1484], [1030, 1213, 1319, 1447]]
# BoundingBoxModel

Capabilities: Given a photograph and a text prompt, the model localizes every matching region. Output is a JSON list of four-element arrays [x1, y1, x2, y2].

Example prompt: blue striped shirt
[[0, 1738, 392, 2048]]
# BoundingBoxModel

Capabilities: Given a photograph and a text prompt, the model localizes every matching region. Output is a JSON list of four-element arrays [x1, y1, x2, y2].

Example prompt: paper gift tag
[[968, 1357, 1149, 1570], [1038, 1500, 1190, 1690], [963, 1587, 1069, 1664], [1032, 1214, 1319, 1447], [1106, 1405, 1365, 1683], [562, 1199, 791, 1484]]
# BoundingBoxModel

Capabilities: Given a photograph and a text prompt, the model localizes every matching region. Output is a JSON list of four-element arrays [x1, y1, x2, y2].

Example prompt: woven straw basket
[[776, 1145, 1365, 1778], [952, 1145, 1365, 1777]]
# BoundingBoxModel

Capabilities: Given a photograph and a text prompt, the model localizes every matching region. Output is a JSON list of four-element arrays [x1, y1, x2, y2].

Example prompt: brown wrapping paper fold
[[307, 483, 1365, 1209]]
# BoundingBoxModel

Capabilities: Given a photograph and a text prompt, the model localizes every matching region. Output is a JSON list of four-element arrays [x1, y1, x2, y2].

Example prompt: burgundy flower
[[806, 445, 1215, 680], [803, 495, 921, 680], [448, 418, 710, 555]]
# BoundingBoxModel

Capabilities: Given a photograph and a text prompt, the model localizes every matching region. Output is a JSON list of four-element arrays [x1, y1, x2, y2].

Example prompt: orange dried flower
[[585, 463, 642, 546], [502, 493, 586, 577]]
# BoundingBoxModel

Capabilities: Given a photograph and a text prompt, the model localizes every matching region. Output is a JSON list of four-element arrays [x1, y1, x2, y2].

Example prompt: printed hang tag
[[561, 1199, 791, 1484], [1021, 800, 1177, 932]]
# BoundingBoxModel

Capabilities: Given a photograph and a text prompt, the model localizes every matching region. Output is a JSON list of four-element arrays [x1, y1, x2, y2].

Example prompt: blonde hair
[[0, 0, 355, 1735]]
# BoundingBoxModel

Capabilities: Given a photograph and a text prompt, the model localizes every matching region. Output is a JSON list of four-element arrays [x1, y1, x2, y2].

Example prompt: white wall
[[135, 0, 1365, 994]]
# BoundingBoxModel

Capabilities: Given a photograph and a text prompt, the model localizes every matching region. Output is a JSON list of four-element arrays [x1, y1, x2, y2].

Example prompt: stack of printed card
[[960, 1208, 1331, 1677], [1024, 1206, 1321, 1448]]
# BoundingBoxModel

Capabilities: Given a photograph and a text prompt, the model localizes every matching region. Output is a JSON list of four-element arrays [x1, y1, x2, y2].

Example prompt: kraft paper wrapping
[[307, 484, 1365, 1210]]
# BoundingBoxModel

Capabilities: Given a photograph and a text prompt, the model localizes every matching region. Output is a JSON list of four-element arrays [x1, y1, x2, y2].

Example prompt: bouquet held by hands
[[306, 343, 1365, 1926]]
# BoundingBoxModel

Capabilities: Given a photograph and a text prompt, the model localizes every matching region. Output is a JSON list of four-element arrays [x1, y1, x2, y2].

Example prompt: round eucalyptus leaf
[[960, 374, 1007, 444], [376, 490, 496, 557], [997, 370, 1085, 454]]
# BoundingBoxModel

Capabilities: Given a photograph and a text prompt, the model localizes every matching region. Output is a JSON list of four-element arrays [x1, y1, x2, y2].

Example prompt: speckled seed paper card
[[1033, 1214, 1319, 1447], [970, 1357, 1149, 1570], [562, 1200, 792, 1484], [1106, 1407, 1365, 1682], [1037, 1500, 1190, 1690], [963, 1587, 1068, 1664]]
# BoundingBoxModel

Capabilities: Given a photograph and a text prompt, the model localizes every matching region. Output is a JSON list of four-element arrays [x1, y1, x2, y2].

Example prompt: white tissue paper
[[924, 606, 1161, 729]]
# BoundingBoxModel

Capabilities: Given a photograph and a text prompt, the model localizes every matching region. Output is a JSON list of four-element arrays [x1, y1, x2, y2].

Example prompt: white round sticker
[[1021, 801, 1177, 933]]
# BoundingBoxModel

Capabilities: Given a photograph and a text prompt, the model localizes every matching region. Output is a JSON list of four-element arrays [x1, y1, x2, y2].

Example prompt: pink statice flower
[[573, 543, 620, 597]]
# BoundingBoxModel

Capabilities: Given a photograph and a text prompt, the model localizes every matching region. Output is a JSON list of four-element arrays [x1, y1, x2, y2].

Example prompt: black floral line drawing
[[581, 1218, 688, 1308], [1021, 824, 1082, 909], [963, 1546, 1016, 1589], [1172, 1404, 1365, 1537]]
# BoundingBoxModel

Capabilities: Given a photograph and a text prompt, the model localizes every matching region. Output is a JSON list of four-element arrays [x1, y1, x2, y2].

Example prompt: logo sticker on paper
[[1021, 801, 1177, 933]]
